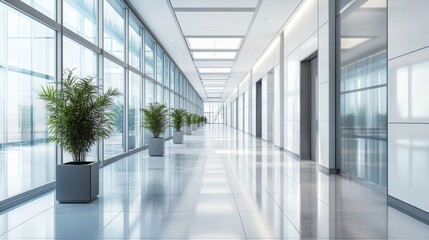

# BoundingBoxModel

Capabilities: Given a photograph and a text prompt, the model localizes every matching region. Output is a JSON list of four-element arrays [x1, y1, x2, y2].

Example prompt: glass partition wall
[[336, 0, 387, 187], [0, 0, 204, 206]]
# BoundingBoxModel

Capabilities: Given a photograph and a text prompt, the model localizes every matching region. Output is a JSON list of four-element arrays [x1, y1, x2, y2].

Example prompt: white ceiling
[[129, 0, 302, 101]]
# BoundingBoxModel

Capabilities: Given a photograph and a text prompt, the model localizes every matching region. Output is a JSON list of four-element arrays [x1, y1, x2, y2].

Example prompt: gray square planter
[[149, 137, 165, 156], [185, 126, 192, 135], [173, 131, 184, 144], [56, 161, 99, 203], [192, 125, 197, 131]]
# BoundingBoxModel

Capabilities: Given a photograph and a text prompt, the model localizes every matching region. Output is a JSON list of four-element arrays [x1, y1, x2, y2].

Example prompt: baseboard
[[388, 195, 429, 225], [318, 165, 339, 175], [0, 182, 55, 212]]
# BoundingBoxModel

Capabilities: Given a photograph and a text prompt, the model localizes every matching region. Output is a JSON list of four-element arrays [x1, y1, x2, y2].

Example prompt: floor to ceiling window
[[104, 58, 125, 159], [336, 0, 387, 187], [0, 4, 56, 200], [129, 71, 143, 149], [0, 0, 203, 209]]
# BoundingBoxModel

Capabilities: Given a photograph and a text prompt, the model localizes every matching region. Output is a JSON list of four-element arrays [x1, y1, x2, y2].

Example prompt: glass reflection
[[104, 59, 125, 159], [337, 0, 387, 187], [103, 0, 125, 60], [0, 4, 55, 200]]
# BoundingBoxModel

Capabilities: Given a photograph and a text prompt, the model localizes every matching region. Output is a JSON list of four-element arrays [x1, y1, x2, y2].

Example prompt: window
[[0, 4, 56, 200], [129, 15, 142, 70], [104, 58, 125, 159], [104, 0, 125, 60], [144, 80, 155, 143], [21, 0, 55, 19], [63, 0, 97, 44], [144, 33, 155, 78], [129, 71, 143, 149], [156, 46, 164, 83]]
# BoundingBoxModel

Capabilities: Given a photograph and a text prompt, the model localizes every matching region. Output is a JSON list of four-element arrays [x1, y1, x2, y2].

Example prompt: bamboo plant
[[39, 69, 119, 163], [170, 108, 186, 132], [141, 102, 169, 138]]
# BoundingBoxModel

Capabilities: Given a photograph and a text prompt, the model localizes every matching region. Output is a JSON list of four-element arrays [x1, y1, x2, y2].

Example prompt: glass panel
[[129, 14, 142, 70], [144, 80, 155, 143], [0, 4, 56, 200], [104, 58, 125, 159], [337, 0, 387, 187], [144, 33, 155, 78], [156, 46, 164, 83], [157, 85, 163, 104], [63, 37, 98, 163], [63, 0, 97, 44], [170, 64, 175, 90], [104, 0, 125, 60], [21, 0, 55, 19], [129, 71, 143, 149], [164, 57, 170, 87]]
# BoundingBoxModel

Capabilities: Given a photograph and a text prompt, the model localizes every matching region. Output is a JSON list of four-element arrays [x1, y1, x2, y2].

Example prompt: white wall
[[225, 0, 335, 169], [388, 0, 429, 213]]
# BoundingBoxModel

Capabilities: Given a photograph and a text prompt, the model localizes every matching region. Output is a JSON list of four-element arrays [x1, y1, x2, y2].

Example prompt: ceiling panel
[[170, 0, 259, 8], [176, 12, 253, 36]]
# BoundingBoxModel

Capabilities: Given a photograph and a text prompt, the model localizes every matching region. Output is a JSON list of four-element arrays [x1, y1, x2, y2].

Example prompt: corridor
[[1, 125, 429, 239]]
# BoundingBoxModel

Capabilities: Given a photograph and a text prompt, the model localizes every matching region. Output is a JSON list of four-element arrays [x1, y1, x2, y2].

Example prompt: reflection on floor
[[1, 125, 429, 239]]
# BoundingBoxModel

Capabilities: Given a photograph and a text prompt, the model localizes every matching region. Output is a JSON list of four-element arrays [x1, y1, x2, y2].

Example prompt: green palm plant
[[39, 69, 120, 163], [191, 114, 199, 125], [170, 108, 186, 132], [185, 113, 192, 127], [141, 102, 168, 138]]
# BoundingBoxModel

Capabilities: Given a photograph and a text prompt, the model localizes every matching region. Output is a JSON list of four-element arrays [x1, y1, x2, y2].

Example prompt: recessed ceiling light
[[164, 30, 168, 33], [200, 75, 229, 80], [187, 37, 243, 50], [261, 30, 266, 33], [170, 39, 175, 42], [157, 19, 164, 22], [341, 37, 370, 49], [198, 68, 231, 74], [266, 19, 273, 22], [192, 51, 237, 60]]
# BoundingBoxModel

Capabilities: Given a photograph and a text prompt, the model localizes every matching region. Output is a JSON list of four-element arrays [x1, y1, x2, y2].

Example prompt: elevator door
[[256, 80, 262, 138], [310, 57, 318, 162]]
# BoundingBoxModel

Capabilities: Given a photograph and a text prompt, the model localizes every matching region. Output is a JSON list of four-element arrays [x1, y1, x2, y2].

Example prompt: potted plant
[[184, 113, 193, 135], [204, 116, 208, 124], [192, 114, 198, 131], [39, 69, 119, 203], [170, 108, 186, 144], [200, 116, 205, 126], [141, 102, 168, 156]]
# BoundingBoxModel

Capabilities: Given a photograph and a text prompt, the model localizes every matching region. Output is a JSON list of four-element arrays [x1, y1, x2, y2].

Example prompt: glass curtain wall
[[204, 102, 224, 124], [0, 0, 203, 206], [336, 0, 387, 187], [0, 4, 56, 200]]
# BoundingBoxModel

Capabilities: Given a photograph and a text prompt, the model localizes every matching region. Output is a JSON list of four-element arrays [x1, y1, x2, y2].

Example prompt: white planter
[[149, 137, 165, 156], [185, 126, 192, 135], [173, 131, 184, 144], [192, 125, 197, 131]]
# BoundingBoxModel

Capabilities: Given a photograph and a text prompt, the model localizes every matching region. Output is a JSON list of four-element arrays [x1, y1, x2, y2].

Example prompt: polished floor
[[1, 125, 429, 239]]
